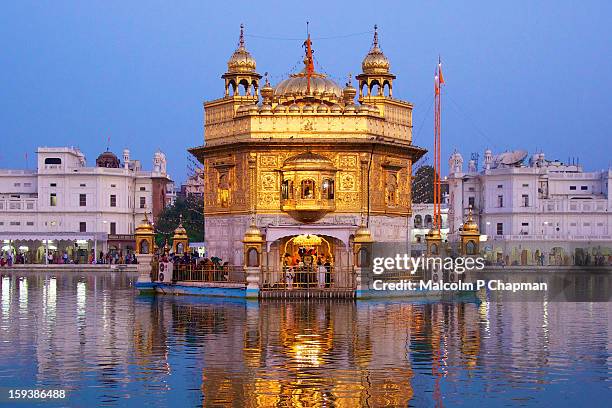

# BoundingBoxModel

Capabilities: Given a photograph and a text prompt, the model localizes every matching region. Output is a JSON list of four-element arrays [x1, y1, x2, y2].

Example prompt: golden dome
[[135, 213, 154, 234], [173, 215, 188, 238], [461, 207, 480, 234], [243, 220, 264, 243], [426, 228, 442, 240], [274, 70, 343, 100], [343, 78, 357, 102], [282, 151, 336, 171], [261, 74, 274, 102], [354, 224, 374, 243], [362, 25, 390, 75], [227, 24, 257, 74]]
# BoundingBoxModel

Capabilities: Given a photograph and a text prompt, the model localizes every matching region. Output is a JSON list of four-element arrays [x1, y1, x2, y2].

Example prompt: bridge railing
[[173, 264, 246, 283], [261, 266, 355, 290]]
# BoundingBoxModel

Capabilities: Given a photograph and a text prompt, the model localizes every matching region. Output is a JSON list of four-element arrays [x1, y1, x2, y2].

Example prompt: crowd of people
[[282, 251, 333, 289]]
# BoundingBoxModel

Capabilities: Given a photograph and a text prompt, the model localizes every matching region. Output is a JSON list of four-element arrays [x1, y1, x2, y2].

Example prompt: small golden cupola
[[460, 206, 481, 256], [135, 212, 155, 255], [222, 24, 262, 97], [280, 151, 337, 223], [356, 25, 396, 99], [172, 214, 189, 255]]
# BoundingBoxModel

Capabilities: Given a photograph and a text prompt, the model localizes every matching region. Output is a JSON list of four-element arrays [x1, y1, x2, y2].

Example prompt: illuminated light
[[18, 246, 29, 251], [292, 234, 322, 247], [77, 281, 86, 317], [479, 235, 488, 242], [76, 240, 88, 244], [2, 276, 10, 318], [19, 278, 28, 312]]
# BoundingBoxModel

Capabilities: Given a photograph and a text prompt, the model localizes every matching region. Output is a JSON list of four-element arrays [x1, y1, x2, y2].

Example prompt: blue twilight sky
[[0, 0, 610, 183]]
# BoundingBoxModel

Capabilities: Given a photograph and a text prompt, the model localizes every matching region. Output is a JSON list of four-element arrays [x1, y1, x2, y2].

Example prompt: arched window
[[177, 243, 184, 254], [322, 178, 334, 199], [414, 215, 423, 228], [385, 172, 398, 205], [239, 79, 250, 95], [281, 179, 293, 200], [227, 80, 237, 96], [370, 80, 381, 96], [140, 240, 149, 254], [383, 81, 391, 97], [301, 180, 315, 199], [425, 214, 433, 227], [430, 243, 439, 255], [247, 247, 259, 267], [466, 240, 476, 255], [218, 173, 230, 207]]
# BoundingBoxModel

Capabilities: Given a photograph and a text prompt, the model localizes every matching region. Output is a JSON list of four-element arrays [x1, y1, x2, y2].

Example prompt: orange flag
[[438, 59, 445, 85]]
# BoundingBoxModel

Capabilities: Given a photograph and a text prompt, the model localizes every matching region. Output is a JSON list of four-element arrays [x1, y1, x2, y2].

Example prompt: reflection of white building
[[447, 149, 612, 265], [0, 147, 172, 262]]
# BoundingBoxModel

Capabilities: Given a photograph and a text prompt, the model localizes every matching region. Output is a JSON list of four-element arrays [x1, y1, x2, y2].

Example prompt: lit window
[[50, 193, 57, 206], [322, 178, 334, 199], [301, 180, 315, 199]]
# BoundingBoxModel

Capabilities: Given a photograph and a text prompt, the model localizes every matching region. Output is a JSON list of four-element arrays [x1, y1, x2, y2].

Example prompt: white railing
[[493, 234, 612, 241]]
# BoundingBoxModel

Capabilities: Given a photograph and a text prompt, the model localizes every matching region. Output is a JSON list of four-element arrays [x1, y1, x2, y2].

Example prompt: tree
[[154, 196, 204, 247], [412, 165, 436, 204]]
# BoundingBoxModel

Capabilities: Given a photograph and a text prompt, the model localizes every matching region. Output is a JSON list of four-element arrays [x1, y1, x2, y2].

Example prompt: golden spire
[[227, 23, 257, 73], [361, 24, 390, 75], [303, 22, 315, 94], [238, 23, 245, 49], [373, 24, 379, 48]]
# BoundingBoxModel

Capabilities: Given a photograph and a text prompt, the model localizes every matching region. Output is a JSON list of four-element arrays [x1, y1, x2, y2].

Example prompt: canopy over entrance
[[265, 224, 355, 250]]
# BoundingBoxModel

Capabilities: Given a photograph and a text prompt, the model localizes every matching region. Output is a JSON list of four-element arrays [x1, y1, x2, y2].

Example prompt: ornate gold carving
[[339, 154, 358, 169], [339, 173, 356, 191], [261, 172, 277, 190], [259, 155, 278, 168]]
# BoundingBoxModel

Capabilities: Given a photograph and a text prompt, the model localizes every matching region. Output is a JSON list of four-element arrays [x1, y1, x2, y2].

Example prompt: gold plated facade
[[189, 25, 426, 264]]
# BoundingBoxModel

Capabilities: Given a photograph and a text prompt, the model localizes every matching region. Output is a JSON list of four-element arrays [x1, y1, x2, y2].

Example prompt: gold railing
[[173, 264, 246, 283], [261, 266, 355, 290]]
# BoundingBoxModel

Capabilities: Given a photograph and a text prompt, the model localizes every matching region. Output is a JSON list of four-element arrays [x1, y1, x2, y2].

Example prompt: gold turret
[[356, 25, 396, 100], [135, 212, 155, 254], [172, 214, 190, 254], [222, 24, 262, 97], [460, 206, 481, 256]]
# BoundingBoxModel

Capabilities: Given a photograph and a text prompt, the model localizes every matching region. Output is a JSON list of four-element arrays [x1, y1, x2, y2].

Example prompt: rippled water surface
[[0, 271, 610, 407]]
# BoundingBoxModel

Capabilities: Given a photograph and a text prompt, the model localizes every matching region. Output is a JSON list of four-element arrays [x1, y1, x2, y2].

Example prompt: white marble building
[[410, 203, 450, 253], [0, 147, 172, 263], [447, 149, 612, 265]]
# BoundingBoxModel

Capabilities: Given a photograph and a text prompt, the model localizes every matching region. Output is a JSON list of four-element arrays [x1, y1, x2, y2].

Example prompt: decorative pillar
[[243, 218, 264, 299], [135, 213, 156, 290], [353, 222, 374, 298]]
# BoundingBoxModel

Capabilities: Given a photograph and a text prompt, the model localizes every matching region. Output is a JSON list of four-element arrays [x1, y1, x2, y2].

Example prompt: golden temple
[[189, 24, 426, 270]]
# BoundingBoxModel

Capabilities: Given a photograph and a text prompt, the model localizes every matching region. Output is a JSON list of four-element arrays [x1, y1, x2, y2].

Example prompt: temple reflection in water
[[0, 272, 610, 406]]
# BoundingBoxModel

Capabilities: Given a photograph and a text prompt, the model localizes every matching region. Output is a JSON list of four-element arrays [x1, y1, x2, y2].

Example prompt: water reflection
[[0, 271, 609, 407]]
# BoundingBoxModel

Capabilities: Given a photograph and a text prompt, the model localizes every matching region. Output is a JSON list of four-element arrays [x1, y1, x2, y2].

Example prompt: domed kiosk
[[280, 152, 337, 222]]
